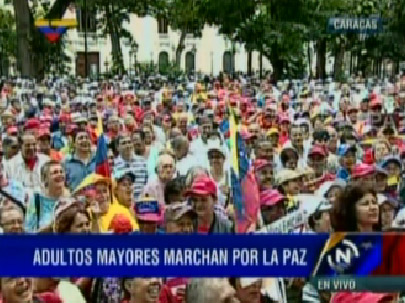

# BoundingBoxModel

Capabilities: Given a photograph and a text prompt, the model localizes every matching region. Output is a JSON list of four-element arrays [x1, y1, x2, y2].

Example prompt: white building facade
[[62, 4, 271, 77], [0, 0, 272, 77]]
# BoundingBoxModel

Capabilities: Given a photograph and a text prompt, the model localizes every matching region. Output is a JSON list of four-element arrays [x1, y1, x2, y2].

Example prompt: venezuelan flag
[[95, 134, 110, 178], [37, 26, 67, 43], [230, 108, 259, 233], [96, 113, 103, 138]]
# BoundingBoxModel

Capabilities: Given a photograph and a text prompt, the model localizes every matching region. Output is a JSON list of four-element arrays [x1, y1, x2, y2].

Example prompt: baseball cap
[[109, 214, 133, 234], [165, 202, 197, 223], [308, 145, 326, 158], [377, 194, 398, 208], [275, 169, 300, 185], [266, 128, 279, 136], [184, 176, 217, 198], [381, 155, 401, 168], [207, 139, 225, 157], [134, 197, 163, 222], [260, 190, 284, 206], [7, 126, 18, 136], [24, 118, 40, 131], [317, 179, 346, 198], [113, 169, 135, 182], [54, 197, 82, 221], [351, 163, 375, 179]]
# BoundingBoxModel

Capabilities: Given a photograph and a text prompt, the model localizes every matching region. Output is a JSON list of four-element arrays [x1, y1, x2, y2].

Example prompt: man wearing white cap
[[207, 139, 229, 207]]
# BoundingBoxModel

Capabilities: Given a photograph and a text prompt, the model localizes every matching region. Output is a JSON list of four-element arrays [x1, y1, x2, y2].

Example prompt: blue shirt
[[336, 167, 350, 181], [64, 154, 96, 192], [25, 194, 57, 232]]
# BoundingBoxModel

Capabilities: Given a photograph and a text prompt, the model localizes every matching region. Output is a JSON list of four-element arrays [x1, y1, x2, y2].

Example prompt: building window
[[157, 18, 168, 34], [223, 51, 234, 74], [77, 8, 97, 33], [159, 51, 169, 73], [185, 51, 195, 74]]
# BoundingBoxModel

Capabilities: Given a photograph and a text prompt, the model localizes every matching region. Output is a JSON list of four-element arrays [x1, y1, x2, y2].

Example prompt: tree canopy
[[6, 0, 405, 79]]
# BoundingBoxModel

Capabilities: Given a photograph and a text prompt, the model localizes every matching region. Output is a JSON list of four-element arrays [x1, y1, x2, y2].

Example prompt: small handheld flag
[[95, 134, 110, 178]]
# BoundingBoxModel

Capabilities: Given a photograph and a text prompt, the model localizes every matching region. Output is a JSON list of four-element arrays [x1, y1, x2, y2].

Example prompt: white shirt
[[3, 153, 49, 193]]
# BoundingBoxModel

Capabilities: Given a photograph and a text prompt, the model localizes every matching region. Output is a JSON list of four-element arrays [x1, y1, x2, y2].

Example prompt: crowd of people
[[0, 72, 404, 303]]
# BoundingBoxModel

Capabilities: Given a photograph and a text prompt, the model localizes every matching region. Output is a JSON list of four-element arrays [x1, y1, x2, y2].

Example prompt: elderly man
[[115, 133, 148, 200], [0, 278, 37, 303], [4, 131, 49, 192], [186, 278, 237, 303], [0, 204, 24, 233], [123, 278, 162, 303], [185, 175, 232, 233], [64, 130, 95, 192], [143, 153, 176, 205]]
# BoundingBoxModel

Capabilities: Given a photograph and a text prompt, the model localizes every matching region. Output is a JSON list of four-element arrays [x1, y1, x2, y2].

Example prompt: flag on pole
[[230, 108, 260, 233], [95, 134, 110, 178], [96, 113, 103, 138]]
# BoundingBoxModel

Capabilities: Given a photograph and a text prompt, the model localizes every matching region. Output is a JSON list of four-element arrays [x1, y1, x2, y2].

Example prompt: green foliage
[[0, 8, 17, 56]]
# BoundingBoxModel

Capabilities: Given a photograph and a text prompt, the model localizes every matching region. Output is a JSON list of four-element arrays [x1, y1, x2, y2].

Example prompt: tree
[[76, 0, 163, 75], [202, 0, 257, 74], [12, 0, 72, 78], [0, 8, 16, 76], [159, 0, 205, 70]]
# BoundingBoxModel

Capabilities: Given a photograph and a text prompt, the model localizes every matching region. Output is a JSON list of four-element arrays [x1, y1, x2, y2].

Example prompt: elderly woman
[[54, 198, 91, 233], [25, 160, 69, 232]]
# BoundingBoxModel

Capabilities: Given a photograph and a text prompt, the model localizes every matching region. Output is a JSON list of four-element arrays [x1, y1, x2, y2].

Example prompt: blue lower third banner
[[0, 233, 394, 277]]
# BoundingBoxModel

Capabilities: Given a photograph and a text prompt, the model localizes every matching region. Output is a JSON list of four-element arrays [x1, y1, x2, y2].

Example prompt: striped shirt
[[114, 154, 148, 199]]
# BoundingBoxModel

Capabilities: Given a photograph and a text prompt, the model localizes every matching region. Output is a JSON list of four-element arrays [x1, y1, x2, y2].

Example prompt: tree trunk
[[46, 0, 72, 19], [268, 48, 283, 82], [334, 44, 345, 81], [176, 29, 187, 70], [307, 41, 312, 79], [259, 51, 263, 79], [13, 0, 33, 77], [12, 0, 70, 79], [315, 38, 326, 79], [247, 50, 252, 76], [106, 4, 124, 75]]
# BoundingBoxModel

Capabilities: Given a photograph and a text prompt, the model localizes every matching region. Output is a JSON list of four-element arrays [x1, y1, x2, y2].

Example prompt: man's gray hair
[[186, 278, 234, 303]]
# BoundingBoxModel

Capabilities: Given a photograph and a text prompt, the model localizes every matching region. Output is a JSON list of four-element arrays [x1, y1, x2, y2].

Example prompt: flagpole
[[84, 0, 88, 78]]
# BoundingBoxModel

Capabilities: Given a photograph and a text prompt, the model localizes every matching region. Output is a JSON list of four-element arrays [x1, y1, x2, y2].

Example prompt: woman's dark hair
[[55, 204, 90, 233], [332, 186, 379, 232], [164, 177, 185, 205], [280, 148, 298, 167]]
